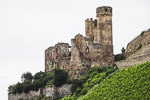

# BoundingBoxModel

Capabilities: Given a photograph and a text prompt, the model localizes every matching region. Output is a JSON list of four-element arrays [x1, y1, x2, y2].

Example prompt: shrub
[[121, 47, 125, 53], [140, 31, 145, 36], [136, 44, 142, 51], [21, 72, 33, 82], [22, 80, 32, 93], [15, 82, 23, 94], [53, 68, 68, 87], [33, 71, 46, 80]]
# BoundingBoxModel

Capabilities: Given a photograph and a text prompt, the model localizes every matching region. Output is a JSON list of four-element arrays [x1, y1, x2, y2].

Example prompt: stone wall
[[126, 29, 150, 52], [115, 44, 150, 69], [45, 6, 114, 79], [45, 43, 71, 72], [114, 52, 134, 62], [8, 84, 72, 100], [70, 34, 114, 78]]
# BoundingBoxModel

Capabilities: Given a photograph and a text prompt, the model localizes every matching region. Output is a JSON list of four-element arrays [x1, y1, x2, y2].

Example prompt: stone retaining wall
[[8, 84, 72, 100]]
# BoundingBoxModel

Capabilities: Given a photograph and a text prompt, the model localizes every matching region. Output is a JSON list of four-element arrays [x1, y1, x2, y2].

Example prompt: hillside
[[77, 61, 150, 100], [116, 29, 150, 69]]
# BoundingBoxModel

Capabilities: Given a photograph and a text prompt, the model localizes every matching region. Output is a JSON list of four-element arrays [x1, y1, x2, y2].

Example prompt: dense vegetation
[[78, 61, 150, 100], [8, 69, 68, 94], [62, 66, 117, 100]]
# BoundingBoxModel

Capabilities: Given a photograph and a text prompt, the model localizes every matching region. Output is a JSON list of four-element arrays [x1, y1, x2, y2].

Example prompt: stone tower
[[85, 6, 113, 45], [45, 6, 114, 79], [96, 6, 113, 45]]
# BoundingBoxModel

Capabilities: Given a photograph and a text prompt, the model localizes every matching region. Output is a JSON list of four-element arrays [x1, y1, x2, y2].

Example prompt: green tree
[[23, 80, 32, 93], [33, 79, 41, 91], [8, 85, 14, 94], [33, 71, 46, 80], [121, 47, 125, 53], [21, 72, 33, 82], [53, 68, 68, 86], [15, 82, 23, 93]]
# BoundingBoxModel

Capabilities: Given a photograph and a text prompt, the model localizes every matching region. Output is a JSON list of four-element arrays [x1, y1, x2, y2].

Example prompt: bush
[[140, 31, 145, 36], [22, 80, 32, 93], [15, 82, 23, 94], [136, 44, 142, 51], [53, 68, 68, 87], [121, 47, 125, 53], [8, 71, 54, 94], [33, 71, 46, 80], [21, 72, 33, 82]]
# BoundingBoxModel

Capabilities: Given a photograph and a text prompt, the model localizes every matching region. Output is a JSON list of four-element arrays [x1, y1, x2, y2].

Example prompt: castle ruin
[[45, 6, 114, 78]]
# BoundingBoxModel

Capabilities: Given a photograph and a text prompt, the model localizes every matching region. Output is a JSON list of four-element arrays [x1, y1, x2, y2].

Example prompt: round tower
[[96, 6, 113, 45]]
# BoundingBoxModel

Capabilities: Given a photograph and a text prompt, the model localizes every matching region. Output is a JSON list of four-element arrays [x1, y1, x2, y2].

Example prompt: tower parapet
[[96, 6, 112, 17], [85, 18, 97, 40]]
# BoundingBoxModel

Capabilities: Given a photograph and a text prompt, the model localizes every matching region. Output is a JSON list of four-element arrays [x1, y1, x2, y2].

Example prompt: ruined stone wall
[[115, 44, 150, 69], [45, 6, 114, 79], [85, 18, 97, 40], [70, 34, 114, 78], [8, 84, 72, 100], [126, 29, 150, 52], [45, 43, 71, 72]]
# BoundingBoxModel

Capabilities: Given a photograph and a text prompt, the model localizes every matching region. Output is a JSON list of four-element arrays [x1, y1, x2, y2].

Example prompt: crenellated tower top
[[96, 6, 112, 17]]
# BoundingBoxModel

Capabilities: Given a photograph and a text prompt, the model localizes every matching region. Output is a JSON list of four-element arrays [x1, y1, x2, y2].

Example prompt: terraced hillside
[[78, 61, 150, 100]]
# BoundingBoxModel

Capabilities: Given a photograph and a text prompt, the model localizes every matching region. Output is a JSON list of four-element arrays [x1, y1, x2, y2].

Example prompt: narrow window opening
[[56, 48, 58, 53], [105, 8, 108, 12]]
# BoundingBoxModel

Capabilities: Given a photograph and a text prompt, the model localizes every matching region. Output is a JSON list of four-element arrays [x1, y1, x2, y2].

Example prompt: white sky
[[0, 0, 150, 99]]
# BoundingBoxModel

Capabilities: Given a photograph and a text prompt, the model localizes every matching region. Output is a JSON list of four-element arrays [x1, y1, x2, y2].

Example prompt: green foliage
[[121, 47, 125, 53], [8, 85, 14, 94], [21, 72, 33, 82], [79, 62, 150, 100], [22, 80, 32, 93], [61, 66, 117, 100], [53, 68, 68, 87], [61, 96, 77, 100], [37, 94, 50, 100], [8, 69, 68, 94], [136, 44, 142, 51], [140, 31, 145, 36], [33, 71, 46, 80], [15, 82, 23, 94]]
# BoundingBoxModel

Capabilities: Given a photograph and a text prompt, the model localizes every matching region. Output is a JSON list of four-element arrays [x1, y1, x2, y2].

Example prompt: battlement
[[96, 6, 112, 17]]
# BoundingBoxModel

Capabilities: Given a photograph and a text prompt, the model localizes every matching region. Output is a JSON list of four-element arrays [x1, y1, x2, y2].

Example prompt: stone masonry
[[115, 29, 150, 69], [8, 84, 72, 100], [45, 6, 114, 78]]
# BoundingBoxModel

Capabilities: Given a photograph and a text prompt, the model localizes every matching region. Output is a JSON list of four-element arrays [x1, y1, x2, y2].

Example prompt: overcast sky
[[0, 0, 150, 99]]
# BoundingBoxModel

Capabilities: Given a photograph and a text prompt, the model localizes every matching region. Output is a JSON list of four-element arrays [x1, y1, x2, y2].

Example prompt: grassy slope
[[79, 61, 150, 100], [61, 67, 117, 100]]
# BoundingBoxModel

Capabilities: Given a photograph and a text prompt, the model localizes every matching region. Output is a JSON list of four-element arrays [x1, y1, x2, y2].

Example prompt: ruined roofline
[[45, 42, 71, 51]]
